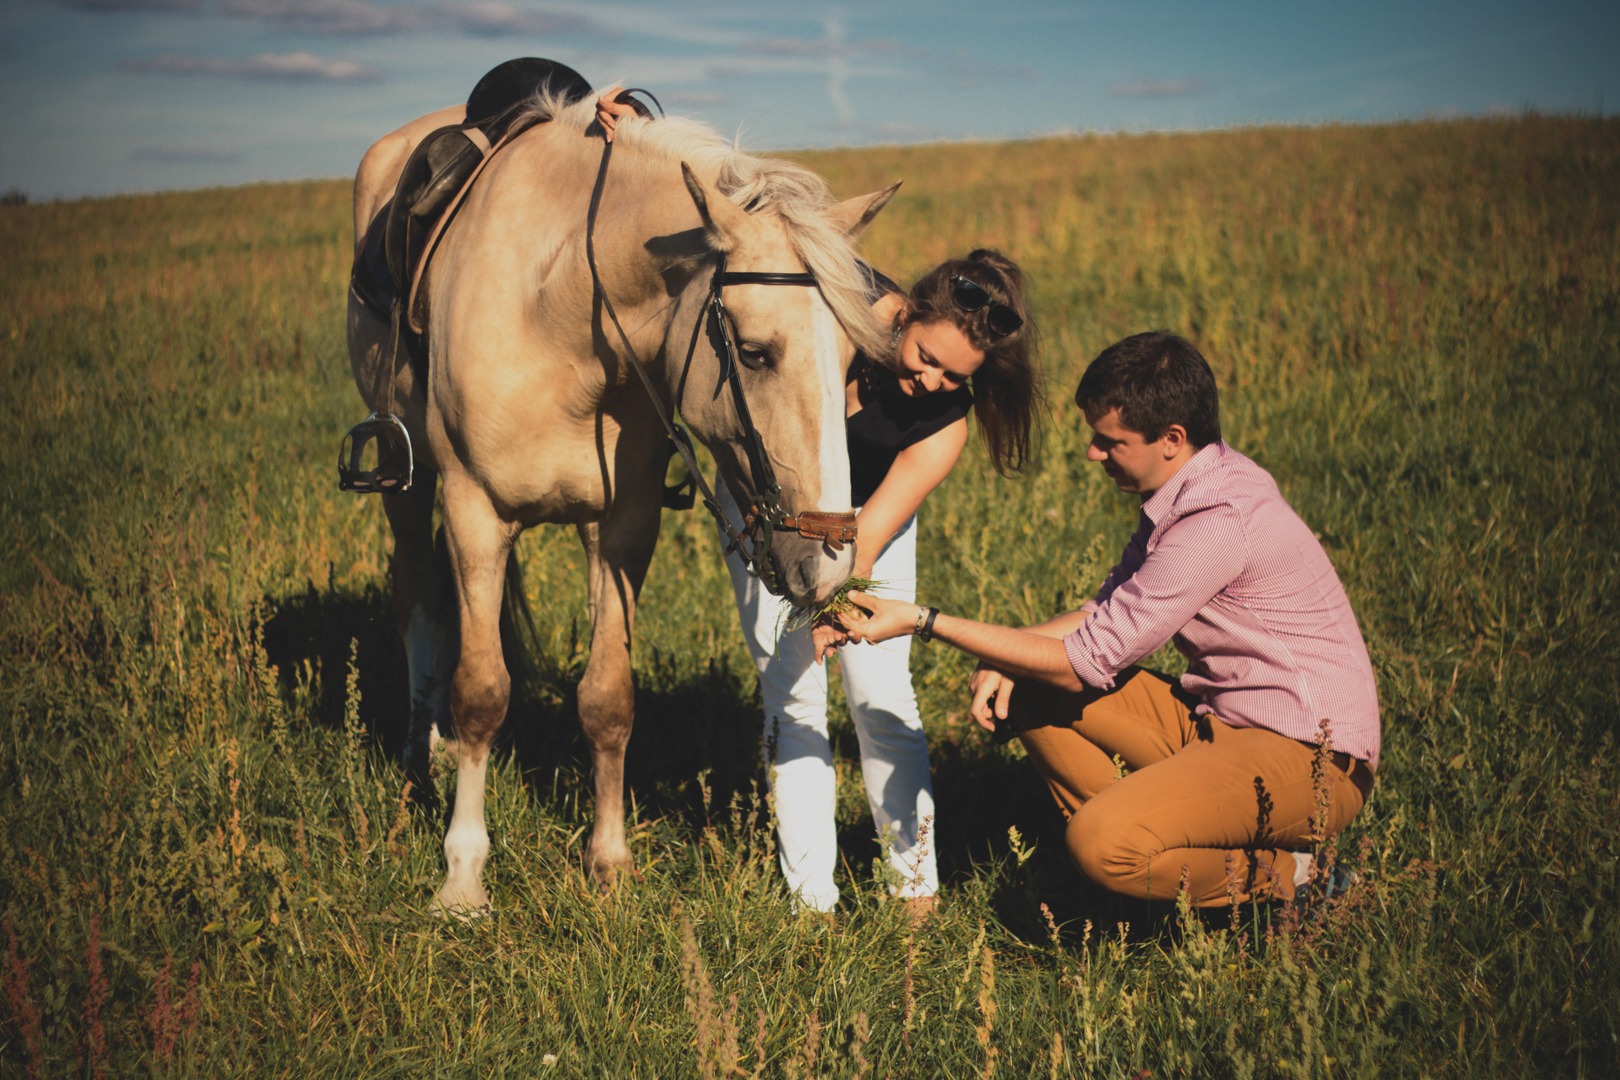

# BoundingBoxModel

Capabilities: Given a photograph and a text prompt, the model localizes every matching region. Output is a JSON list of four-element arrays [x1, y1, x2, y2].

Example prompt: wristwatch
[[916, 606, 940, 644]]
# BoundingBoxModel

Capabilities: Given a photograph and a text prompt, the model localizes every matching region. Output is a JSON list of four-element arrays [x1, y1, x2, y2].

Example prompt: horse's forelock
[[513, 92, 888, 358]]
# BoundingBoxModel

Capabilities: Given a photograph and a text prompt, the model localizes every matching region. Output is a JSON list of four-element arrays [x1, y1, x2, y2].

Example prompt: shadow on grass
[[256, 578, 769, 811], [928, 736, 1184, 944], [258, 579, 1179, 941], [259, 578, 410, 754]]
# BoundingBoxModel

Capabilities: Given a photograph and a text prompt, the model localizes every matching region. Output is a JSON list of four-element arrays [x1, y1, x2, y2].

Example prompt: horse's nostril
[[792, 548, 852, 608]]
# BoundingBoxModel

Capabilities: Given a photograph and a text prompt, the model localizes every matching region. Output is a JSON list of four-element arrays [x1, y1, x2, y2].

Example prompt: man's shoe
[[1292, 863, 1360, 917]]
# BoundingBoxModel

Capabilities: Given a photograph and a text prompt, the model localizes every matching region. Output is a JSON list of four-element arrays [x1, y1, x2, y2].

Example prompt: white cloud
[[51, 0, 202, 11], [129, 145, 244, 163], [1109, 78, 1208, 100], [217, 0, 414, 35], [745, 33, 897, 59], [661, 89, 727, 107], [121, 51, 383, 81], [431, 1, 597, 38]]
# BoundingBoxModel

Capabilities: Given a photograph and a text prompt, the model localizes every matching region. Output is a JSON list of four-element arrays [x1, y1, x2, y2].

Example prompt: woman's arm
[[851, 417, 969, 579]]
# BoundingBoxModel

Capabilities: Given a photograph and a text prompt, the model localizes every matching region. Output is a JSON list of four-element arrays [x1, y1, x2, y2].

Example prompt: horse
[[346, 87, 898, 914]]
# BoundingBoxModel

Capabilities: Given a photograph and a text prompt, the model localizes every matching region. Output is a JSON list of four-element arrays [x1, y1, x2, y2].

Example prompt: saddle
[[349, 57, 596, 343], [343, 58, 609, 495]]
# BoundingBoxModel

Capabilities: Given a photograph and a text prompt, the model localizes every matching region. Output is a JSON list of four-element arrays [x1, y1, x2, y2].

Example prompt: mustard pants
[[1012, 668, 1370, 906]]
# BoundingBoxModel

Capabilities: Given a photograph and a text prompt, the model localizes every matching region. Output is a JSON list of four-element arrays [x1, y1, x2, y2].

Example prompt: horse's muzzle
[[765, 532, 855, 608]]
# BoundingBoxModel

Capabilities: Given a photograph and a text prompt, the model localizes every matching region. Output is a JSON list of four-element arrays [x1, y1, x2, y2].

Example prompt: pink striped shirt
[[1062, 442, 1381, 768]]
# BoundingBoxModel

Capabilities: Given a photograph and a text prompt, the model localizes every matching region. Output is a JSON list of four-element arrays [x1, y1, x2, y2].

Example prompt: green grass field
[[2, 114, 1617, 1076]]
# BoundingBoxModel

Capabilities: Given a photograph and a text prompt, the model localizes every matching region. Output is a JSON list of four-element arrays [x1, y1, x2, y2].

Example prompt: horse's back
[[352, 105, 469, 257]]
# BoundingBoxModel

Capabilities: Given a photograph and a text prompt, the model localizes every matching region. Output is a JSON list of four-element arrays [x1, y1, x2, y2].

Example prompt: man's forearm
[[1024, 607, 1089, 640], [929, 611, 1083, 690]]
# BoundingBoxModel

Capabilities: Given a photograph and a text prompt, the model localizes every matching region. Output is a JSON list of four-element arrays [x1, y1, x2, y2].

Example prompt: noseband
[[585, 136, 856, 596]]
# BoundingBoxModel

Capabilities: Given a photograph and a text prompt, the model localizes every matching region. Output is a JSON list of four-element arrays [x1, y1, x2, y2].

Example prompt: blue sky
[[1, 0, 1614, 201]]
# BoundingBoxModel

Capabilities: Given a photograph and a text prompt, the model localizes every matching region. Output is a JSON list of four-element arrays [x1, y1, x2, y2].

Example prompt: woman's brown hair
[[900, 248, 1043, 474]]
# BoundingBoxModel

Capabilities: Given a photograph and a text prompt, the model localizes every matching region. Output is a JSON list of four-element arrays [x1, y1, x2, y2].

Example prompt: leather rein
[[584, 129, 857, 596]]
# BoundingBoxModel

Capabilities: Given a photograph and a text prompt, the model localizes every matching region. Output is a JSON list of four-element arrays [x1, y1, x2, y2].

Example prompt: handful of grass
[[778, 576, 883, 638]]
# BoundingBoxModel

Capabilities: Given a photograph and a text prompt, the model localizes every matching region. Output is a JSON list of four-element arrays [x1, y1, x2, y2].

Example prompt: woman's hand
[[811, 620, 848, 664], [836, 591, 922, 645], [595, 87, 639, 142]]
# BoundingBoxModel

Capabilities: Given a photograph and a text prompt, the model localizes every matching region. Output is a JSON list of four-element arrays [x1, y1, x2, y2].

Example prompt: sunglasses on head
[[950, 275, 1023, 339]]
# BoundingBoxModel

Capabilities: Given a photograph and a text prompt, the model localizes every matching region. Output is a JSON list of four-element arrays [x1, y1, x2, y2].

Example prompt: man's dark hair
[[1074, 331, 1221, 447]]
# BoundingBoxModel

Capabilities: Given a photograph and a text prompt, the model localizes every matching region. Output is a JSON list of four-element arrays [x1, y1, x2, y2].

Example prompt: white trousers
[[721, 489, 939, 912]]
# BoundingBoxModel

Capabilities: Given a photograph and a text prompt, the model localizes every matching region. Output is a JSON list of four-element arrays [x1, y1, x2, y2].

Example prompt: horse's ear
[[681, 161, 745, 253], [826, 181, 901, 240]]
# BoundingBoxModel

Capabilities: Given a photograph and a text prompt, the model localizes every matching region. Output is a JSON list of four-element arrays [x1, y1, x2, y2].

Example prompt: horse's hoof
[[432, 899, 492, 922], [584, 846, 632, 893], [433, 884, 491, 920], [587, 860, 623, 894]]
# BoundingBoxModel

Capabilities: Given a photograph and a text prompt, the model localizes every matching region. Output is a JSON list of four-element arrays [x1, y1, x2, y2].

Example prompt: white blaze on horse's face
[[809, 296, 850, 511]]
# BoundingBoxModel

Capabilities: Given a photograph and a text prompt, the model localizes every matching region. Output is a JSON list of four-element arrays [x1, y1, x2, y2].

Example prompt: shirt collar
[[1140, 441, 1225, 525]]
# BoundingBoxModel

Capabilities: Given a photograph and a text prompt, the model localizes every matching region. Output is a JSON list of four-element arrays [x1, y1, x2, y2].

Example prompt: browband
[[716, 272, 818, 287]]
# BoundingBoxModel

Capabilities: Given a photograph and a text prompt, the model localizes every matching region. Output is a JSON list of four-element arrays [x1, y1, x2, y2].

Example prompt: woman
[[601, 92, 1043, 914]]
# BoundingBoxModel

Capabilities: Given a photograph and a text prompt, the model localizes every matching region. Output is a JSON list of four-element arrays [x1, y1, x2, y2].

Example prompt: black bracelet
[[917, 606, 940, 643]]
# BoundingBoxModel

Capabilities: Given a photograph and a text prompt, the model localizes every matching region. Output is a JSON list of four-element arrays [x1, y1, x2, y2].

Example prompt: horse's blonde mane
[[520, 90, 889, 358]]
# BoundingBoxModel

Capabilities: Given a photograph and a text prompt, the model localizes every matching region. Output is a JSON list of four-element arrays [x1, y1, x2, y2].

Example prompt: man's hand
[[836, 591, 921, 645], [811, 621, 848, 664], [595, 87, 638, 142], [969, 664, 1015, 731]]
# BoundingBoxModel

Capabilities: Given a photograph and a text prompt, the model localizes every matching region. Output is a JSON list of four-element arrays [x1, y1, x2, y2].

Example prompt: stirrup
[[338, 412, 414, 494]]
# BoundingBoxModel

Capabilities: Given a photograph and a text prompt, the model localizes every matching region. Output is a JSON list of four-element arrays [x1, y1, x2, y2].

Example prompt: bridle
[[585, 128, 857, 596]]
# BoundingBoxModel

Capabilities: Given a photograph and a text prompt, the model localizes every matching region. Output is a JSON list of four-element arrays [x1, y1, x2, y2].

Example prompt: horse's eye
[[737, 342, 774, 371]]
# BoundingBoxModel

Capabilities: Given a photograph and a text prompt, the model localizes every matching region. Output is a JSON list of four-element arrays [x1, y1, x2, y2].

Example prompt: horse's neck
[[592, 154, 713, 371], [462, 133, 714, 397]]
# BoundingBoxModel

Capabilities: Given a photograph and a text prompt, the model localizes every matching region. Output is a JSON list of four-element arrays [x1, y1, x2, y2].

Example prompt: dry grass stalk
[[975, 943, 998, 1079], [783, 1009, 822, 1080], [223, 737, 246, 866], [384, 780, 414, 853], [1040, 902, 1061, 949], [83, 914, 108, 1079], [779, 575, 883, 639], [3, 913, 45, 1078], [679, 916, 750, 1079], [851, 1011, 871, 1079]]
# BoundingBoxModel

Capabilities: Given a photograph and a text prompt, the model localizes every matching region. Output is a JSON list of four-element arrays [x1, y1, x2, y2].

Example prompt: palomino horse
[[347, 89, 897, 913]]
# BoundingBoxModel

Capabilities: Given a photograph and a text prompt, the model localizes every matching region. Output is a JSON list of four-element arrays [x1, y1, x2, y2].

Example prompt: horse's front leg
[[576, 497, 660, 889], [435, 475, 516, 915]]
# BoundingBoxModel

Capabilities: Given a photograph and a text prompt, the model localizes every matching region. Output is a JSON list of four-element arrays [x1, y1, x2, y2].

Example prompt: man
[[835, 331, 1379, 906]]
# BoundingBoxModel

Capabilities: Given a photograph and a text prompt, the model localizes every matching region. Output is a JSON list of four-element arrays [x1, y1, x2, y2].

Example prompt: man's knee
[[1066, 802, 1159, 892]]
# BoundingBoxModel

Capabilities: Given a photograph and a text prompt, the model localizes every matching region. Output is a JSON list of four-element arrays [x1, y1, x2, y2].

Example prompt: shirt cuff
[[1062, 630, 1115, 690]]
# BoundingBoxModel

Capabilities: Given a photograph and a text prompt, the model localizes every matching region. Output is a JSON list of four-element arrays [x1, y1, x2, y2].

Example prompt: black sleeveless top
[[846, 265, 973, 507]]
